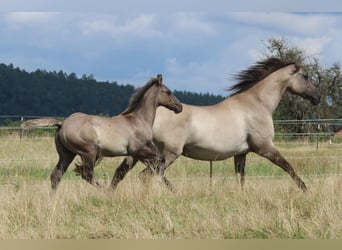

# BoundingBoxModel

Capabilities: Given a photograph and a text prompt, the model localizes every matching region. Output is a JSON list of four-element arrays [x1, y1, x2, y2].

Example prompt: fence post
[[20, 116, 24, 142], [209, 161, 213, 182], [316, 123, 320, 150]]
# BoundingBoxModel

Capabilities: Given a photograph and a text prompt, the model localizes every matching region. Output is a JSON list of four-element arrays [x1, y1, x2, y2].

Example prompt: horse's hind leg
[[234, 154, 246, 190], [51, 137, 76, 191], [110, 156, 138, 190]]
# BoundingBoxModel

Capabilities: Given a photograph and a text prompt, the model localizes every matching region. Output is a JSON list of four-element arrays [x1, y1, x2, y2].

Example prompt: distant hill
[[0, 63, 225, 118]]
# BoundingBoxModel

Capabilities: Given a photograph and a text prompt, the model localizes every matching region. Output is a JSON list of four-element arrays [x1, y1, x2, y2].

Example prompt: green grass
[[0, 137, 341, 185]]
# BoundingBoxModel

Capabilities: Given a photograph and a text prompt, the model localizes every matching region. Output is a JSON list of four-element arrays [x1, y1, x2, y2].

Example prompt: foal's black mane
[[228, 57, 296, 96], [121, 75, 162, 115]]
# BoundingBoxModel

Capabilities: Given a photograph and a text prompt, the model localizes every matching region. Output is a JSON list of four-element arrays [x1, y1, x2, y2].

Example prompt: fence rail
[[0, 115, 341, 125], [0, 116, 341, 182], [1, 116, 342, 139]]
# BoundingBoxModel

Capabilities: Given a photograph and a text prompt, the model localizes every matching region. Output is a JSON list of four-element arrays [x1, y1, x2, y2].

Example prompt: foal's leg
[[258, 148, 307, 192], [50, 136, 76, 191], [138, 162, 154, 181], [110, 156, 138, 190], [139, 149, 180, 191], [110, 141, 161, 190], [234, 154, 246, 189], [137, 142, 177, 192], [78, 152, 100, 187], [141, 156, 176, 193]]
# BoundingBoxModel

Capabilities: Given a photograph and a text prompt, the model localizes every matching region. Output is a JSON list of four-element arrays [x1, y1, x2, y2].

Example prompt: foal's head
[[154, 74, 183, 113], [286, 63, 321, 105], [121, 74, 182, 115]]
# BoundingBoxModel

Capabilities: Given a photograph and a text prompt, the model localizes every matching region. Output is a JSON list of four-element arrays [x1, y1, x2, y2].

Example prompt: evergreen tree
[[0, 63, 224, 124]]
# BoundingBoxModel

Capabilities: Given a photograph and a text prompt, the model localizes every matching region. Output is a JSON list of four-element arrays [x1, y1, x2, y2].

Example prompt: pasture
[[0, 130, 341, 239]]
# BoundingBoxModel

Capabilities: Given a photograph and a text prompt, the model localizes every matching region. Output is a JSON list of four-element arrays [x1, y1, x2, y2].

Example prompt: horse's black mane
[[121, 75, 161, 115], [228, 57, 296, 96]]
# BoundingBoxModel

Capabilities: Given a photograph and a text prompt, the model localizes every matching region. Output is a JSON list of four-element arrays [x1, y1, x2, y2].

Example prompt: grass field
[[0, 133, 341, 239]]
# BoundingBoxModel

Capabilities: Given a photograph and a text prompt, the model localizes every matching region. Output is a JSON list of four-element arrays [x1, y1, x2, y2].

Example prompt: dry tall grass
[[0, 135, 341, 239]]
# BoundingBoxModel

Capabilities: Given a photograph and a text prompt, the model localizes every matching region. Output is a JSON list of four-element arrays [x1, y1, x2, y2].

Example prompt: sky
[[1, 0, 342, 95]]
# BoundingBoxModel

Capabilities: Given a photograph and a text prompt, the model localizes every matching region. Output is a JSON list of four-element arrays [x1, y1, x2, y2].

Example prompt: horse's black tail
[[21, 118, 62, 130]]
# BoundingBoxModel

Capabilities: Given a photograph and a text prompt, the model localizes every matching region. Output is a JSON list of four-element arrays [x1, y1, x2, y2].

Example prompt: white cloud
[[296, 37, 332, 58], [81, 14, 161, 38], [120, 14, 160, 36], [3, 0, 342, 12], [166, 58, 182, 74], [248, 48, 263, 61], [5, 12, 58, 28], [81, 18, 115, 35], [229, 12, 337, 36], [164, 54, 234, 95], [1, 10, 342, 96], [169, 12, 216, 36]]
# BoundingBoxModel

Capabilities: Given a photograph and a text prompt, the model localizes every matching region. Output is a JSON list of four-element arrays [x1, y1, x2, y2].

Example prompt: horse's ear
[[156, 74, 163, 85], [291, 64, 300, 74]]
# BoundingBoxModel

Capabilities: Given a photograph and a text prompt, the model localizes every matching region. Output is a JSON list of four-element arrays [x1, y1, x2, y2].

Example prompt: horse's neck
[[253, 77, 289, 114], [131, 88, 158, 126]]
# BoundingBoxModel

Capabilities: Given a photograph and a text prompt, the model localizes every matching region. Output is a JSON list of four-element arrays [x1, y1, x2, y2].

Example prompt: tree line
[[0, 64, 225, 121]]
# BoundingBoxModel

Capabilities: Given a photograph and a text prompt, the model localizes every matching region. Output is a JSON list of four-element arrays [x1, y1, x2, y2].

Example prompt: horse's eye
[[302, 74, 309, 80]]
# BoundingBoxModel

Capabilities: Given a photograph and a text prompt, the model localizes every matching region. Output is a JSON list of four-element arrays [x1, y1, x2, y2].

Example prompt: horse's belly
[[98, 136, 128, 157], [100, 146, 128, 157], [183, 148, 234, 161], [182, 140, 249, 161], [182, 146, 239, 161]]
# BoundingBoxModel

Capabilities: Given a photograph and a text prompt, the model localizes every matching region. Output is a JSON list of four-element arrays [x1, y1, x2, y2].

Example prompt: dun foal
[[22, 75, 182, 191]]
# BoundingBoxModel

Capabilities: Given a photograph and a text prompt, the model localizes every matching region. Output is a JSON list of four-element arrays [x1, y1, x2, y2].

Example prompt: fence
[[0, 116, 341, 182], [1, 115, 341, 140]]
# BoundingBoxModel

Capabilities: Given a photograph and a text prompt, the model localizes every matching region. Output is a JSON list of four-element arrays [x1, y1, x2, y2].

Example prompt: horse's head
[[154, 74, 183, 113], [287, 64, 321, 105]]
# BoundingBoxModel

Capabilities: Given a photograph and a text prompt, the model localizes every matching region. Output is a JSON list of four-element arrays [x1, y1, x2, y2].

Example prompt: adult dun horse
[[22, 74, 182, 191], [112, 58, 321, 192]]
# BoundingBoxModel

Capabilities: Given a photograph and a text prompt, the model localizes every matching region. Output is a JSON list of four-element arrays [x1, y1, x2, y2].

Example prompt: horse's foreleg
[[140, 149, 179, 192], [110, 156, 138, 190], [135, 141, 176, 192], [234, 154, 246, 190], [260, 149, 307, 192], [141, 157, 175, 193], [139, 165, 154, 183]]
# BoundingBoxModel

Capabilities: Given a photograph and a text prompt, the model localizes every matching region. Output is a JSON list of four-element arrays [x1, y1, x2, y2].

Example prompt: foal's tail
[[21, 118, 62, 130]]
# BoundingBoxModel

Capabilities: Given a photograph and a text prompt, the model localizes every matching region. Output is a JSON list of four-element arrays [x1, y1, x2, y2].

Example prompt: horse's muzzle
[[173, 103, 183, 114], [310, 93, 321, 105]]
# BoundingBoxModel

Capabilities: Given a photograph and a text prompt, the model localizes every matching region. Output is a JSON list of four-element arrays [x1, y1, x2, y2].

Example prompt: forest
[[0, 63, 224, 118]]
